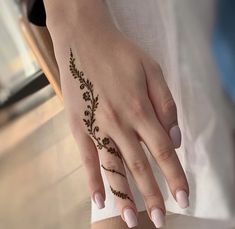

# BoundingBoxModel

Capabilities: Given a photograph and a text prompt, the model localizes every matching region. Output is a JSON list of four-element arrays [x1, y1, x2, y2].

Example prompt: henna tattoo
[[69, 48, 122, 160], [69, 48, 133, 203], [110, 186, 133, 202], [101, 165, 126, 178]]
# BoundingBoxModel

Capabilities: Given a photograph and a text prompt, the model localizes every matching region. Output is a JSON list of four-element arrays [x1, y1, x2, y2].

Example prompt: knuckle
[[153, 62, 162, 73], [162, 98, 177, 115], [156, 146, 174, 162], [143, 191, 163, 202], [130, 159, 149, 175], [101, 105, 120, 124], [104, 160, 119, 171], [130, 99, 147, 118], [143, 191, 158, 199]]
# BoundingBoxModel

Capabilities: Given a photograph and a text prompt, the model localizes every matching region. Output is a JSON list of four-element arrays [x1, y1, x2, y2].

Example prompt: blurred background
[[0, 0, 234, 229], [0, 1, 90, 229]]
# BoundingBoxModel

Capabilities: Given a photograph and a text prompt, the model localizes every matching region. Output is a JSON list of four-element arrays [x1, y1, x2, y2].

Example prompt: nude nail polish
[[151, 208, 165, 228], [123, 208, 138, 228], [176, 190, 189, 209], [94, 192, 105, 209], [169, 125, 181, 148]]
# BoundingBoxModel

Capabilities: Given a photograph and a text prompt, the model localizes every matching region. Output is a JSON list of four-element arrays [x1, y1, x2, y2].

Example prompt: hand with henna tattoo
[[44, 0, 189, 228], [69, 48, 131, 202]]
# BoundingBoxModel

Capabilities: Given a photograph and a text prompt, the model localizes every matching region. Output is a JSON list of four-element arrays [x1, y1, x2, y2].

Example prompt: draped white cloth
[[91, 0, 235, 226]]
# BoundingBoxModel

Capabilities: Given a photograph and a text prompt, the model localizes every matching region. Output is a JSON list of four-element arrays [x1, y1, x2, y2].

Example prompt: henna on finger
[[101, 164, 126, 178], [69, 48, 132, 202], [110, 186, 134, 202]]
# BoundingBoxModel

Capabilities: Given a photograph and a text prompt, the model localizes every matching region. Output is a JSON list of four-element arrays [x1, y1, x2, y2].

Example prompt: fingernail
[[94, 192, 105, 209], [123, 208, 138, 228], [169, 125, 181, 148], [151, 208, 165, 228], [176, 190, 189, 209]]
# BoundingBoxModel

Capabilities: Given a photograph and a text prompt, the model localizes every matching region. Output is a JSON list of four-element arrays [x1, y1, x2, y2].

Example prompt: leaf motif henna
[[69, 48, 133, 203], [110, 186, 133, 202], [101, 165, 126, 178], [69, 48, 122, 160]]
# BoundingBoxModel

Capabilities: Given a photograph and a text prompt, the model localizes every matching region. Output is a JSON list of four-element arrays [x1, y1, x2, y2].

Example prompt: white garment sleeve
[[91, 0, 235, 223]]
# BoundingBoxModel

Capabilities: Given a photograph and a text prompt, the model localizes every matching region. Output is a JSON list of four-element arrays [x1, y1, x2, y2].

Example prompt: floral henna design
[[69, 48, 133, 203], [69, 48, 122, 160], [101, 165, 126, 178]]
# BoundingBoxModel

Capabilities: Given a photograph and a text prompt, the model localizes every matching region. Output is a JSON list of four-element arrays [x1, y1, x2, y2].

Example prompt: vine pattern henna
[[69, 48, 133, 203], [101, 165, 126, 178], [69, 48, 122, 160]]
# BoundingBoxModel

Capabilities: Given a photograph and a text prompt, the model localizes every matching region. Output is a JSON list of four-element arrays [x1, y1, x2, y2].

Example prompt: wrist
[[44, 0, 118, 42], [44, 0, 103, 23]]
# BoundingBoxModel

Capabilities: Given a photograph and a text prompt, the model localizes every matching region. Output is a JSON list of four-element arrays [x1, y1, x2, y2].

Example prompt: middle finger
[[111, 128, 166, 227]]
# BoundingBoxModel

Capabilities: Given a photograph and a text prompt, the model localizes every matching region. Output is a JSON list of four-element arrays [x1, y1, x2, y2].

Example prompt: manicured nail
[[123, 208, 138, 228], [151, 208, 165, 228], [94, 192, 105, 209], [176, 190, 189, 209], [169, 125, 181, 148]]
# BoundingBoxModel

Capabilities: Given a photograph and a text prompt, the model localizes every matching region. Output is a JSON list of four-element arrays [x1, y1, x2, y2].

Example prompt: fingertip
[[123, 207, 138, 228], [151, 207, 166, 228], [175, 189, 189, 209], [169, 125, 181, 148], [93, 191, 105, 209]]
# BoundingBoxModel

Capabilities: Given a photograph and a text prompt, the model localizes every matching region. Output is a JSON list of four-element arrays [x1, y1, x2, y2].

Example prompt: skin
[[44, 0, 189, 227], [92, 211, 157, 229]]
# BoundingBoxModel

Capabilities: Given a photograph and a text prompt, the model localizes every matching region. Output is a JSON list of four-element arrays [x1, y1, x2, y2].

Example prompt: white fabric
[[91, 0, 235, 224]]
